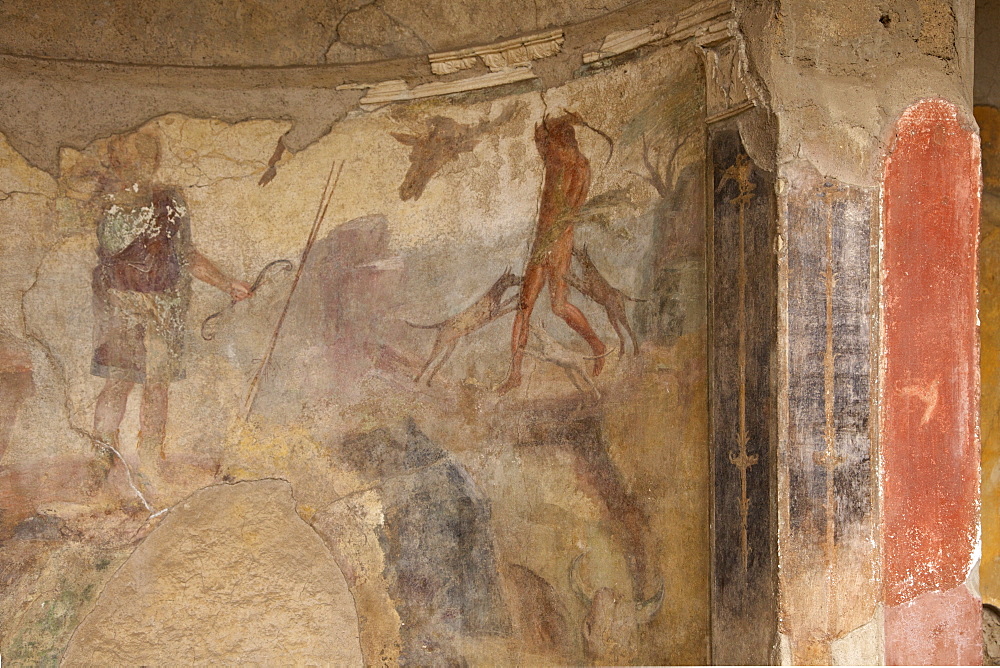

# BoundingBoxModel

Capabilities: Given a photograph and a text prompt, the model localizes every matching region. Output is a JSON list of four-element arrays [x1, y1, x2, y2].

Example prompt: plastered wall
[[0, 0, 985, 664]]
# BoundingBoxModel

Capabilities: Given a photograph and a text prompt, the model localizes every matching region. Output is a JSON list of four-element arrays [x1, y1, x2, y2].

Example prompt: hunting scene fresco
[[0, 45, 709, 665]]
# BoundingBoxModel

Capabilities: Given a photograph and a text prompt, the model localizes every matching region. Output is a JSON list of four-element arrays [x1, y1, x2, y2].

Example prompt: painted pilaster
[[702, 28, 780, 665], [880, 98, 981, 665]]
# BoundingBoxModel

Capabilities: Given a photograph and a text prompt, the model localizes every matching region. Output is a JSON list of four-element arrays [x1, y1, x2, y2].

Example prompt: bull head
[[391, 101, 526, 201], [569, 552, 664, 664], [392, 116, 474, 201]]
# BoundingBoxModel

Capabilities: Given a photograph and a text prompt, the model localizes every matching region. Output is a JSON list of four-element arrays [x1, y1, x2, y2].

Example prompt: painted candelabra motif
[[718, 151, 759, 574]]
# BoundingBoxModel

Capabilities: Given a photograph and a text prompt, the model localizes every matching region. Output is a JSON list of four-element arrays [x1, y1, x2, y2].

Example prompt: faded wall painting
[[780, 162, 876, 664], [0, 45, 709, 665]]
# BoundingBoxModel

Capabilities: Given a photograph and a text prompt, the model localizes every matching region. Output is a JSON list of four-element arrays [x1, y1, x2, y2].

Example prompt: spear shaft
[[243, 160, 343, 418]]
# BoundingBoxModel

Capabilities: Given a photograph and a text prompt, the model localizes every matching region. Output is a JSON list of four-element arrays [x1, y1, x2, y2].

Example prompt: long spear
[[243, 159, 344, 418]]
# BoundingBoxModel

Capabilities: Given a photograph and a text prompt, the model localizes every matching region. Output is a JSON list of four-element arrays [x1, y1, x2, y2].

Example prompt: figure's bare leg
[[498, 264, 546, 394], [90, 377, 133, 486], [547, 235, 606, 376], [139, 382, 168, 468], [551, 288, 607, 376], [94, 377, 133, 440]]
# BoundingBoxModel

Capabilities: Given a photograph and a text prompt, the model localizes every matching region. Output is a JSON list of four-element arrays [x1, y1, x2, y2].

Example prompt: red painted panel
[[881, 98, 980, 609], [885, 585, 981, 665]]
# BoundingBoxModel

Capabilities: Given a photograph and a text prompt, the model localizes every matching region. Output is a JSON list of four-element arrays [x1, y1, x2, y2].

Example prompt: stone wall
[[738, 0, 979, 663]]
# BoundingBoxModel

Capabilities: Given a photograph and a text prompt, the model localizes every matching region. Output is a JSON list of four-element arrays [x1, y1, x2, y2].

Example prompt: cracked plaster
[[1, 42, 711, 665], [0, 0, 697, 176], [61, 479, 363, 666], [736, 0, 974, 186]]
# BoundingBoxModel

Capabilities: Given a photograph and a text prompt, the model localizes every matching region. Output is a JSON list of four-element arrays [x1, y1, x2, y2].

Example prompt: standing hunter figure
[[498, 111, 613, 394], [88, 130, 252, 490]]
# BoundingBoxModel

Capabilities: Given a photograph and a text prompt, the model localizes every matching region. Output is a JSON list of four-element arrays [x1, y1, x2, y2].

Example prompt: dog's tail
[[405, 320, 442, 329], [583, 347, 616, 361]]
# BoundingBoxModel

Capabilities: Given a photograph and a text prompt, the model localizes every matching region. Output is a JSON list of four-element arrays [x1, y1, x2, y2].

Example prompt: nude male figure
[[498, 112, 607, 394]]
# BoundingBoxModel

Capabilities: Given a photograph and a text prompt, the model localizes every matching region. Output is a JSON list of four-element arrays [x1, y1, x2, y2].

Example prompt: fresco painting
[[0, 45, 710, 664], [708, 120, 778, 665]]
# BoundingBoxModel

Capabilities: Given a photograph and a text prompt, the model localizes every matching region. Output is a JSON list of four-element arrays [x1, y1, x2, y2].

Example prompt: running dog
[[408, 269, 522, 385]]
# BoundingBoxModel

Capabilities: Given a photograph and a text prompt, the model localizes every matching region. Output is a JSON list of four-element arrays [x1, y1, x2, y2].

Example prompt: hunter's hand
[[229, 280, 253, 301]]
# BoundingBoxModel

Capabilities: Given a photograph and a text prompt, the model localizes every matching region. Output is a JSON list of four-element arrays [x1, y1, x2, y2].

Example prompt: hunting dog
[[408, 269, 521, 385], [525, 325, 612, 400], [567, 246, 644, 356]]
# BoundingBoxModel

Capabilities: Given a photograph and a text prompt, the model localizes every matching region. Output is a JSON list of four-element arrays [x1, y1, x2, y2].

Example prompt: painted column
[[880, 98, 981, 665]]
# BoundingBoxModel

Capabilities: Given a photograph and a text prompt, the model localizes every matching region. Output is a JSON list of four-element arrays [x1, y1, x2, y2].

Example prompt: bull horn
[[483, 101, 519, 128], [568, 552, 593, 609], [636, 577, 664, 624]]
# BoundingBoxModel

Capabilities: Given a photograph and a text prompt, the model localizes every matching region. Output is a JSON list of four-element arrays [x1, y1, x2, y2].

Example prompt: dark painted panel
[[787, 178, 874, 536], [782, 166, 877, 662], [709, 120, 778, 665]]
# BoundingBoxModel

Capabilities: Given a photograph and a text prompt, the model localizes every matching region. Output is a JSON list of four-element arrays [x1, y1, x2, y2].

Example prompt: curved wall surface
[[0, 6, 715, 663]]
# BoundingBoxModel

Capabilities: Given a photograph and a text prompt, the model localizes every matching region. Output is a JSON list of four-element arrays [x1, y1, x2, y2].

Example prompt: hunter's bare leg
[[89, 377, 133, 490], [138, 381, 168, 472], [498, 264, 545, 394], [547, 234, 607, 376]]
